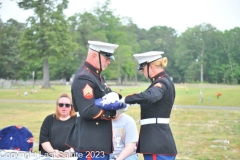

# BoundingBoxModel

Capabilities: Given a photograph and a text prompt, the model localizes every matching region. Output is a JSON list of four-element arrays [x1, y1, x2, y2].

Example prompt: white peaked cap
[[133, 51, 164, 64], [88, 41, 119, 54]]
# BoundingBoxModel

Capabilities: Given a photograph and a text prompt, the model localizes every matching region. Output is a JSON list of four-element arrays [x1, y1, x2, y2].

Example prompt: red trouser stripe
[[88, 156, 92, 160], [153, 154, 157, 160]]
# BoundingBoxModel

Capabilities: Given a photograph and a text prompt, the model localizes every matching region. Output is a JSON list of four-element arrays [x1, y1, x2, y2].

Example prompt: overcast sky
[[0, 0, 240, 34]]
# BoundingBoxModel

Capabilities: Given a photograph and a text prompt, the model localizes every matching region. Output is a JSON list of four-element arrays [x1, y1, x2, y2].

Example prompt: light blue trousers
[[110, 153, 138, 160]]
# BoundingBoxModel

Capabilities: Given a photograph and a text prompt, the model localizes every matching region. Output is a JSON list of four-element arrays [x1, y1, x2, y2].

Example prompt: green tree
[[17, 0, 77, 88], [68, 12, 101, 67], [175, 23, 219, 83], [112, 20, 139, 84], [92, 0, 134, 83], [0, 19, 25, 79], [145, 26, 178, 81], [174, 40, 195, 82], [220, 27, 240, 84], [18, 59, 42, 81], [68, 0, 137, 84]]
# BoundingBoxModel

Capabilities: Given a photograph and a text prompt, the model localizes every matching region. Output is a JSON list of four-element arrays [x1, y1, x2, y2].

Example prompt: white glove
[[116, 105, 128, 115], [118, 97, 125, 104], [102, 92, 119, 104]]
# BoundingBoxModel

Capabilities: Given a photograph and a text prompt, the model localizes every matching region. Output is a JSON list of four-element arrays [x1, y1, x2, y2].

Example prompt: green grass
[[170, 108, 240, 159], [1, 83, 240, 106], [0, 85, 71, 100], [0, 83, 240, 159], [173, 83, 240, 106]]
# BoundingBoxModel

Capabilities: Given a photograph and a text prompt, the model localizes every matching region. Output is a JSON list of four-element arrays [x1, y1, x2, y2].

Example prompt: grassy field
[[1, 83, 240, 106], [0, 83, 240, 159]]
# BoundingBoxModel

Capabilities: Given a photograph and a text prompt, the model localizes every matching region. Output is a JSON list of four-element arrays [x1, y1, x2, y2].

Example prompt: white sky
[[0, 0, 240, 34]]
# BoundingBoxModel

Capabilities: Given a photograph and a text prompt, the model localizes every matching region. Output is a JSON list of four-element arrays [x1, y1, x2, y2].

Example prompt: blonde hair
[[55, 93, 76, 119], [151, 57, 168, 68]]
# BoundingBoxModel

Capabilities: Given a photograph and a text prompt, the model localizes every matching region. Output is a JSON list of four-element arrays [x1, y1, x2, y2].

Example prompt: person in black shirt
[[39, 93, 76, 158], [119, 51, 177, 160]]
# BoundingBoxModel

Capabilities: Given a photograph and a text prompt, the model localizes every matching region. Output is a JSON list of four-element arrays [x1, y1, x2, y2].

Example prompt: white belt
[[140, 118, 170, 125]]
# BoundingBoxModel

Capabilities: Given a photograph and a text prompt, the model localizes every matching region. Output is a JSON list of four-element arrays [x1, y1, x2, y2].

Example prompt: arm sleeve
[[72, 76, 116, 120], [39, 115, 53, 148], [125, 82, 167, 104]]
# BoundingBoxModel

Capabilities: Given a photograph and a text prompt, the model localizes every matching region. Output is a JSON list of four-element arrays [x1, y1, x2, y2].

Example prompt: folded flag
[[95, 98, 126, 110], [0, 125, 34, 152], [102, 92, 120, 104]]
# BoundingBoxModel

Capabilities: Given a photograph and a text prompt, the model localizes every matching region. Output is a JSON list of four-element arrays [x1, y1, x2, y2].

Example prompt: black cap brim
[[100, 52, 115, 60], [138, 62, 147, 70]]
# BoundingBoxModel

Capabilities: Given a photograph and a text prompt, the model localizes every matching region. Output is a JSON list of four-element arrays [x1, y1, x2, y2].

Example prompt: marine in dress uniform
[[119, 51, 177, 160], [65, 41, 123, 160]]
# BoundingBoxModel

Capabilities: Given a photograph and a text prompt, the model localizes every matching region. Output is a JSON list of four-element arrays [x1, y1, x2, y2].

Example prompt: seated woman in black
[[39, 93, 76, 158]]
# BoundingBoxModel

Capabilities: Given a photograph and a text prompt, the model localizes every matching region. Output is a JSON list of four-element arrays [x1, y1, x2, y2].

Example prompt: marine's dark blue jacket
[[66, 61, 116, 154], [125, 71, 177, 155]]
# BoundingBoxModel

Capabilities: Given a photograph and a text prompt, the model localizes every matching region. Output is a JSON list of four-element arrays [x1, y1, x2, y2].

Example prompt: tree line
[[0, 0, 239, 88]]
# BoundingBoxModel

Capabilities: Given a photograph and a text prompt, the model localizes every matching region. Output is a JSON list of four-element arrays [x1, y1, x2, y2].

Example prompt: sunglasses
[[58, 103, 72, 108]]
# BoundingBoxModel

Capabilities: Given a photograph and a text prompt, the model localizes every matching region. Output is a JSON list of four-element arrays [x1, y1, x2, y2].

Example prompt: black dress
[[39, 114, 76, 155]]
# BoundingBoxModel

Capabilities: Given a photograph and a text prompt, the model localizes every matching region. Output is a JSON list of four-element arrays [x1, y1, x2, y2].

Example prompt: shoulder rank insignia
[[83, 83, 93, 99], [154, 83, 162, 88]]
